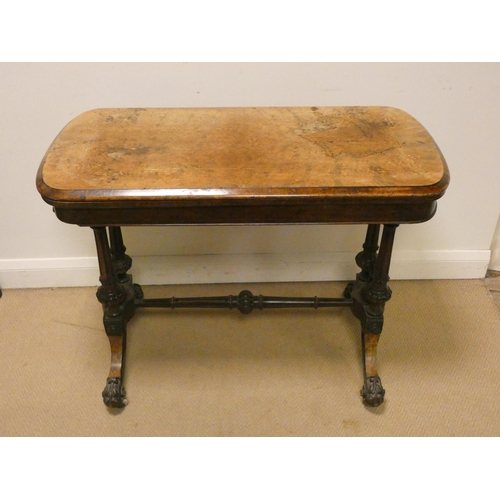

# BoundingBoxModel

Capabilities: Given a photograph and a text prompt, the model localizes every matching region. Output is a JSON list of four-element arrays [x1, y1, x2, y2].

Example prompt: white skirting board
[[0, 250, 490, 289]]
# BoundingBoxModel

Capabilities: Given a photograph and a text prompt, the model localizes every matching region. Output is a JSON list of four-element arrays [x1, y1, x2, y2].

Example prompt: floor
[[1, 278, 500, 437]]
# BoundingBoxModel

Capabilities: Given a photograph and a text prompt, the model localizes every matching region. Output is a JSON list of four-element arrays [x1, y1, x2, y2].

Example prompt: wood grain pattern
[[37, 107, 448, 197]]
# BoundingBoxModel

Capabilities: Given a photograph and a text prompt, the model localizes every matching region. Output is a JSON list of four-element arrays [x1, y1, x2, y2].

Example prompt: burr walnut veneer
[[37, 107, 449, 408]]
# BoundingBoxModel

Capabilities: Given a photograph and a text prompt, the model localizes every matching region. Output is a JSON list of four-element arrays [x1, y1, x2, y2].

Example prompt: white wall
[[1, 63, 499, 289]]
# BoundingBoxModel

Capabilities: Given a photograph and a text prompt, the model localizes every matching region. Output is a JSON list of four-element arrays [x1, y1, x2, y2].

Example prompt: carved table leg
[[93, 226, 138, 408], [109, 226, 144, 303], [350, 224, 398, 407], [344, 224, 380, 298], [109, 227, 132, 283]]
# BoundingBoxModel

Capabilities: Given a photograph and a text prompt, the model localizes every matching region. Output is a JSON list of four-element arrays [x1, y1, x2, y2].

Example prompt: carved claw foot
[[361, 376, 385, 407], [102, 377, 128, 408]]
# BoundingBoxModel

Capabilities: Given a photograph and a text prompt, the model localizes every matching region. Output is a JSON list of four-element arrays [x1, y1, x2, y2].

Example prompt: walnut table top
[[37, 106, 449, 226]]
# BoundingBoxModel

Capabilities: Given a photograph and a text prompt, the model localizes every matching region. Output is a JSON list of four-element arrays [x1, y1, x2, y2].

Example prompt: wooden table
[[37, 107, 449, 408]]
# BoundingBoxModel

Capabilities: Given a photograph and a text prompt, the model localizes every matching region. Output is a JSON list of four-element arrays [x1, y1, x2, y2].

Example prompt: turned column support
[[356, 224, 381, 284], [344, 224, 381, 298], [94, 227, 126, 321], [362, 224, 397, 310], [109, 226, 133, 284]]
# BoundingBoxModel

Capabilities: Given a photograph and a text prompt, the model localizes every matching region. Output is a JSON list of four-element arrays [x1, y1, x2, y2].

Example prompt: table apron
[[53, 201, 437, 226]]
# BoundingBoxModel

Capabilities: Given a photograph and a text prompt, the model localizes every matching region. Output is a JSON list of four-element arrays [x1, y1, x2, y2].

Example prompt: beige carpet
[[0, 280, 499, 436]]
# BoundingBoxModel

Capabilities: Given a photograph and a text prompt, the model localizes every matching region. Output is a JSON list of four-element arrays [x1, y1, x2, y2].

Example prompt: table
[[37, 106, 449, 408]]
